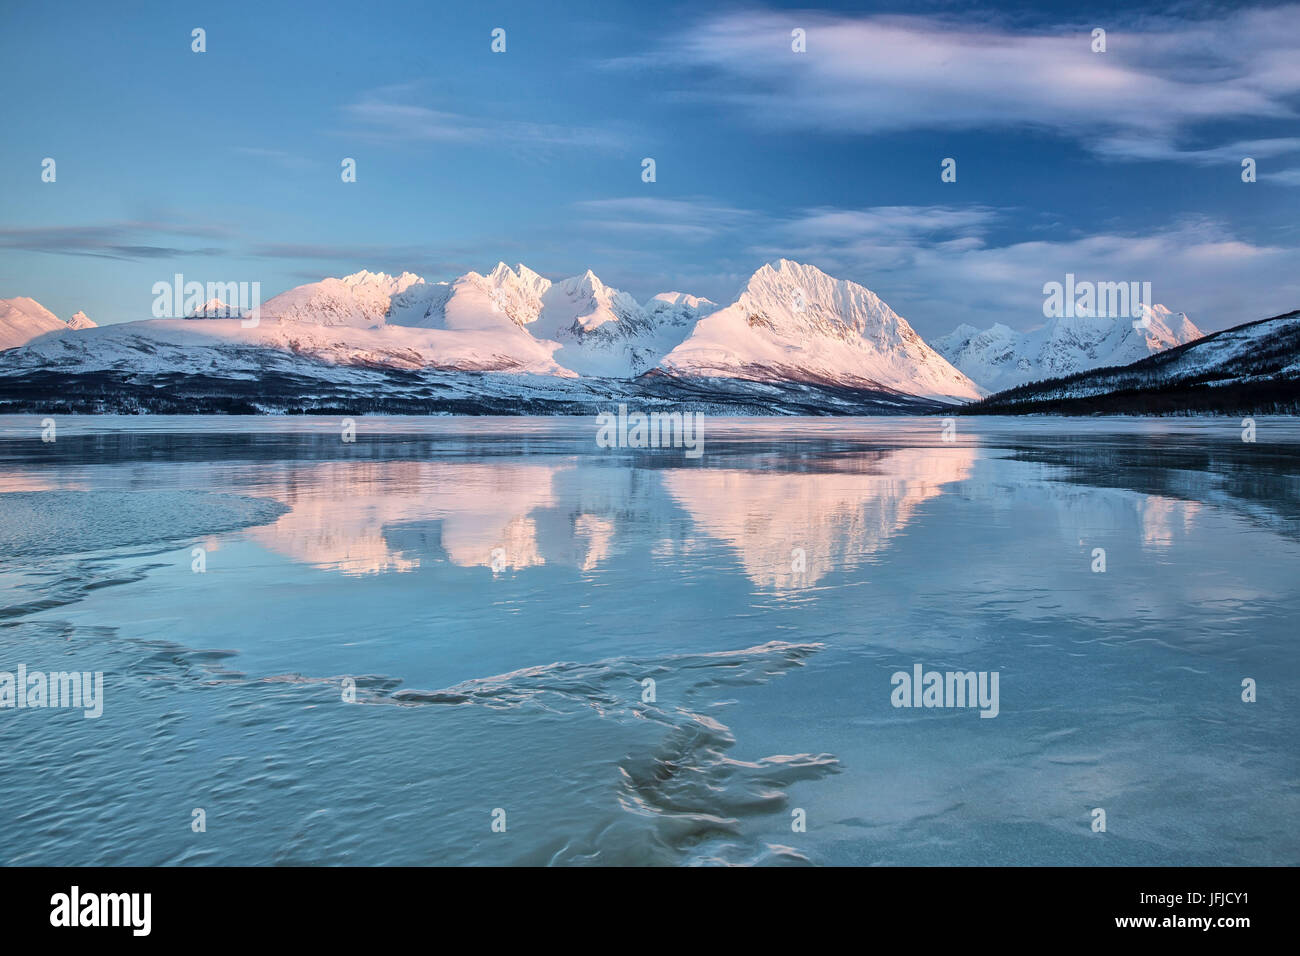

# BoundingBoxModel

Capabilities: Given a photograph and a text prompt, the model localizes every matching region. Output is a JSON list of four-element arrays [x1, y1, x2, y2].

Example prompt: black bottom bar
[[0, 866, 1282, 941]]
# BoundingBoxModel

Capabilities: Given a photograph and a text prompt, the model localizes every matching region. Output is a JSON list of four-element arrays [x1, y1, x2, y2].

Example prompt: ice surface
[[0, 415, 1296, 865], [0, 490, 287, 559]]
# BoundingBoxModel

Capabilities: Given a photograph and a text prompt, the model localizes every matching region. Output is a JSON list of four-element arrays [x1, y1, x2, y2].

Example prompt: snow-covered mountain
[[186, 299, 241, 318], [0, 261, 981, 406], [532, 271, 712, 377], [381, 264, 713, 377], [3, 263, 1286, 417], [657, 260, 981, 402], [0, 297, 96, 350], [935, 305, 1203, 393], [971, 309, 1300, 415], [253, 270, 425, 328]]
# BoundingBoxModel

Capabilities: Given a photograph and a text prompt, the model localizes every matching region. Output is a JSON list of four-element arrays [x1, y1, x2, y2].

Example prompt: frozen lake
[[1, 415, 1297, 865]]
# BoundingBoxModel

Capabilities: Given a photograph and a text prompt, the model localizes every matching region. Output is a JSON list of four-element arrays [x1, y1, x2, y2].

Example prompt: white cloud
[[1262, 167, 1300, 185], [782, 206, 997, 241], [652, 7, 1300, 160], [1096, 136, 1300, 163]]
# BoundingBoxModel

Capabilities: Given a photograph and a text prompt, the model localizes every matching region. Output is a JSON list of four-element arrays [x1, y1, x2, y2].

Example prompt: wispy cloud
[[637, 6, 1300, 160], [1096, 136, 1300, 163], [781, 206, 997, 241], [0, 222, 231, 261], [340, 85, 627, 151], [1262, 167, 1300, 186], [250, 241, 432, 261]]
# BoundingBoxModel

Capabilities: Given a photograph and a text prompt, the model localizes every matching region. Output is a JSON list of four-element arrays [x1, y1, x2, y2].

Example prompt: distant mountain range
[[0, 260, 1290, 415], [0, 261, 979, 413], [934, 305, 1202, 393], [967, 310, 1300, 415]]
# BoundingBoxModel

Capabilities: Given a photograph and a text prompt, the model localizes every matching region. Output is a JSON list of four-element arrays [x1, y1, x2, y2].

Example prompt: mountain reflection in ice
[[662, 447, 976, 589], [0, 416, 1297, 866], [243, 461, 569, 575], [236, 446, 977, 587]]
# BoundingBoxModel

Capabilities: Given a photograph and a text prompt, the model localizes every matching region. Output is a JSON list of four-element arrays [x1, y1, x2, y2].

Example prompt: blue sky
[[2, 0, 1298, 337]]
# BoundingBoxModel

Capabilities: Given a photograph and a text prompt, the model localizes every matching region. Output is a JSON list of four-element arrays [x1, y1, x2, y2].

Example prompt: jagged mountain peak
[[255, 269, 428, 328], [474, 262, 551, 298], [738, 259, 893, 321], [554, 269, 639, 317], [748, 258, 831, 289], [0, 296, 98, 349], [757, 257, 817, 277], [658, 262, 981, 401], [339, 269, 424, 292], [485, 261, 547, 286], [650, 292, 717, 311], [3, 261, 1067, 405], [244, 259, 981, 398], [937, 305, 1204, 392], [186, 298, 239, 318]]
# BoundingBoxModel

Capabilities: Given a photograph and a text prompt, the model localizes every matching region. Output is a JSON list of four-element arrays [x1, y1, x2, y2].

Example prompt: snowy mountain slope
[[0, 360, 955, 416], [1, 267, 727, 383], [0, 297, 96, 350], [4, 260, 988, 405], [936, 305, 1203, 392], [386, 263, 547, 331], [2, 314, 573, 377], [655, 260, 981, 402], [969, 309, 1300, 415], [248, 264, 697, 377], [1, 269, 570, 375], [253, 270, 425, 328], [390, 264, 711, 376], [529, 272, 710, 377]]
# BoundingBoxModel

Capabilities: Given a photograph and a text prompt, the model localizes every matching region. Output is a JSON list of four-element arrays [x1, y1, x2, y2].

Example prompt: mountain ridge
[[2, 260, 1248, 414], [935, 304, 1203, 393], [0, 260, 981, 403]]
